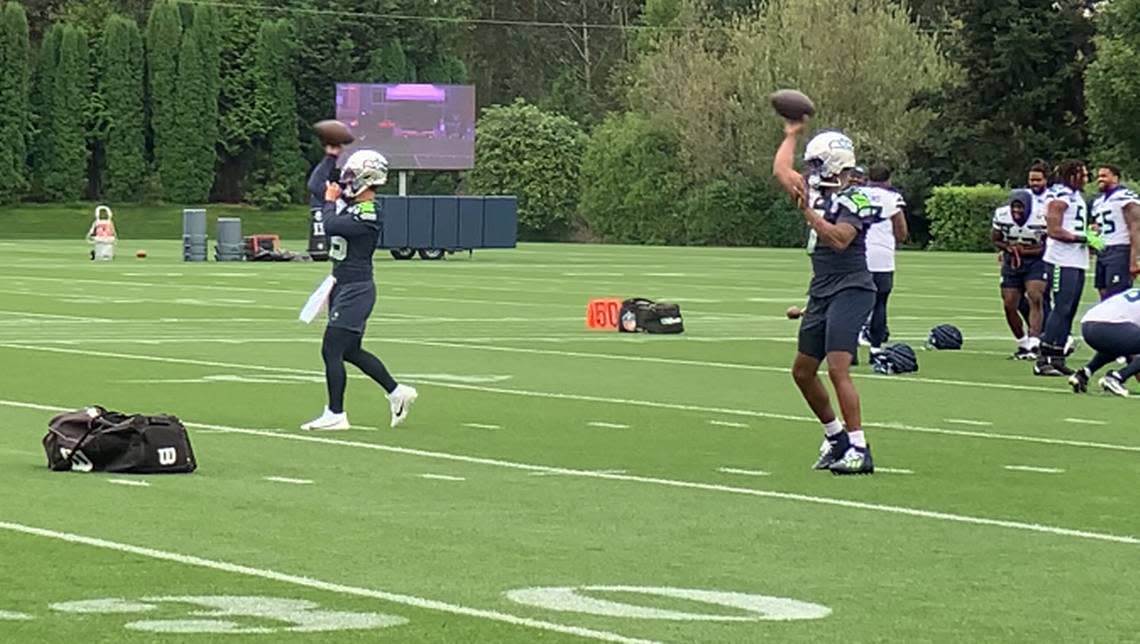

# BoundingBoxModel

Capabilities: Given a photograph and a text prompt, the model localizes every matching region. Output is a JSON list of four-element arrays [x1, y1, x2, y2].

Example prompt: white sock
[[1017, 336, 1030, 349], [848, 430, 867, 448], [1028, 337, 1041, 349], [823, 419, 844, 437]]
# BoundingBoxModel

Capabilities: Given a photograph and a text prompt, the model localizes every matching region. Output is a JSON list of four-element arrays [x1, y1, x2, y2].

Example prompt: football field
[[1, 240, 1137, 642]]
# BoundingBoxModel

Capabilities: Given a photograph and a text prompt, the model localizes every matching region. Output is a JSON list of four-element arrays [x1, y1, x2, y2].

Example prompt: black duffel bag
[[619, 298, 685, 334], [43, 407, 197, 474]]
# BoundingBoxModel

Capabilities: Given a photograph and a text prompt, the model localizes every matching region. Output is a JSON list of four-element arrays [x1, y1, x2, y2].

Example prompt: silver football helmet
[[803, 131, 856, 188], [341, 149, 389, 198]]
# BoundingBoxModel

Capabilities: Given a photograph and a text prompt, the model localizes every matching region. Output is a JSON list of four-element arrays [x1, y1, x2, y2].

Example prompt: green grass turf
[[0, 203, 311, 239], [1, 240, 1138, 642]]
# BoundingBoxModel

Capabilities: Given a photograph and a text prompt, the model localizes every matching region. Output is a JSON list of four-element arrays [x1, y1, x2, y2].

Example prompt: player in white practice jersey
[[1089, 164, 1140, 300], [1069, 288, 1140, 396], [992, 190, 1048, 359], [861, 164, 908, 354]]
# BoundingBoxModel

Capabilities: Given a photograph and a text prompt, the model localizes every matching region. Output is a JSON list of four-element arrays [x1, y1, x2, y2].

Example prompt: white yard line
[[264, 476, 313, 485], [1064, 418, 1107, 426], [709, 420, 749, 429], [529, 469, 627, 477], [876, 468, 915, 475], [463, 423, 501, 430], [944, 419, 993, 427], [2, 347, 1137, 456], [0, 400, 1135, 546], [0, 521, 653, 644], [588, 422, 629, 429], [716, 467, 770, 477], [1004, 465, 1066, 474], [418, 474, 466, 482], [107, 479, 150, 488]]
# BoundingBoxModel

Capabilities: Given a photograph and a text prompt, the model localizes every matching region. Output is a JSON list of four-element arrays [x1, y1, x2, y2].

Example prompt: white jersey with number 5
[[862, 185, 905, 273], [1043, 185, 1090, 270], [1091, 186, 1140, 248], [1082, 289, 1140, 324]]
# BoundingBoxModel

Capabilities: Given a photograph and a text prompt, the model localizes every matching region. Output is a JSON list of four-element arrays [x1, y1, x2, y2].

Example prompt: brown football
[[769, 89, 816, 121], [313, 119, 355, 145]]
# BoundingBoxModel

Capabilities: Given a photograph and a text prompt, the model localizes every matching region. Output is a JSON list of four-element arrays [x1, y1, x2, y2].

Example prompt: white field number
[[505, 586, 831, 621]]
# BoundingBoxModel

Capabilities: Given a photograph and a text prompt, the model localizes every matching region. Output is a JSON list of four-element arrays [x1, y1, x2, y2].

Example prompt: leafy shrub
[[925, 184, 1009, 251], [465, 99, 586, 239]]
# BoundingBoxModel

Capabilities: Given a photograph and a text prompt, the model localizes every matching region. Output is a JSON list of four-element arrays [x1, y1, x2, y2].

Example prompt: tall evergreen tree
[[30, 24, 62, 197], [910, 0, 1095, 186], [1085, 0, 1140, 177], [0, 2, 31, 202], [100, 14, 145, 201], [146, 0, 181, 196], [254, 19, 305, 195], [42, 24, 89, 201], [168, 16, 215, 203], [366, 38, 409, 82]]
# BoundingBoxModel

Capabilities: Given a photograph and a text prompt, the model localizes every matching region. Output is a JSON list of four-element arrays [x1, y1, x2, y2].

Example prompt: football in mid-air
[[769, 89, 816, 121], [313, 120, 355, 146]]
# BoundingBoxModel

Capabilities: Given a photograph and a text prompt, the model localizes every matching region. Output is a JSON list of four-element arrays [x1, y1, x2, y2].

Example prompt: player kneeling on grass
[[1069, 288, 1140, 397], [302, 150, 418, 431], [773, 121, 876, 475]]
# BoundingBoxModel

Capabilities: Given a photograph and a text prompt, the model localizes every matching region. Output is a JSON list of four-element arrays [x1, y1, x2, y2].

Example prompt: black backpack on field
[[619, 298, 685, 334], [43, 407, 197, 474]]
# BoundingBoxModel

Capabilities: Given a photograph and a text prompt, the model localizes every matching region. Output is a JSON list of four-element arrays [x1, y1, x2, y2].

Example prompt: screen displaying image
[[335, 83, 476, 171]]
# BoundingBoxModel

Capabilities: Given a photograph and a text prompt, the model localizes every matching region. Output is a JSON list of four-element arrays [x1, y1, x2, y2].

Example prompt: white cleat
[[300, 407, 350, 431], [388, 384, 418, 428], [1100, 373, 1131, 398]]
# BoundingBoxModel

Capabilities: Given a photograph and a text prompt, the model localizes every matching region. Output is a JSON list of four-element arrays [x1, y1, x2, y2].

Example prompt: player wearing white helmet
[[301, 149, 418, 431], [774, 121, 878, 475]]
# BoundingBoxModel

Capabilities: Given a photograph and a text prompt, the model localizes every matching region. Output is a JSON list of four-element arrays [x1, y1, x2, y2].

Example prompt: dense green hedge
[[925, 184, 1009, 251], [0, 203, 310, 239]]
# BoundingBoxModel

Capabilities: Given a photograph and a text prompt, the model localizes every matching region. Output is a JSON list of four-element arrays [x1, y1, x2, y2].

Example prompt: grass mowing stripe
[[0, 521, 657, 644], [2, 346, 1138, 455], [1, 399, 1136, 546]]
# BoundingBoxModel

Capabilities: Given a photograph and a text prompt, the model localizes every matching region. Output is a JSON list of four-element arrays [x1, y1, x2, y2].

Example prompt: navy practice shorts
[[1081, 321, 1140, 359], [1095, 245, 1134, 293], [328, 281, 376, 334], [1001, 257, 1048, 290], [798, 288, 875, 360]]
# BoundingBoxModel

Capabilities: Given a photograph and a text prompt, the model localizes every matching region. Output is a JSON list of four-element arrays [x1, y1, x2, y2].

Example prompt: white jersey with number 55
[[1091, 186, 1140, 248], [1044, 185, 1090, 270], [1082, 289, 1140, 325]]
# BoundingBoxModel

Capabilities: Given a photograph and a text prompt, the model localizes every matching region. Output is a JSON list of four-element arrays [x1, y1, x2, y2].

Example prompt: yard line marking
[[709, 420, 749, 429], [0, 521, 654, 644], [1064, 418, 1107, 426], [717, 467, 770, 477], [877, 468, 915, 475], [2, 349, 1138, 456], [419, 474, 466, 482], [530, 469, 628, 477], [944, 419, 993, 427], [108, 479, 150, 488], [1004, 465, 1066, 474], [463, 423, 501, 430], [2, 400, 1136, 546], [588, 422, 629, 429], [375, 338, 1075, 396], [264, 476, 313, 485], [0, 610, 33, 620]]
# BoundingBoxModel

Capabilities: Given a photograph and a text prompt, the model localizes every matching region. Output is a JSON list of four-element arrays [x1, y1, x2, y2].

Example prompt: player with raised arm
[[1069, 288, 1140, 396], [773, 121, 877, 475], [1035, 160, 1105, 377], [1090, 164, 1140, 300], [301, 150, 418, 431], [993, 190, 1048, 359], [862, 164, 908, 355]]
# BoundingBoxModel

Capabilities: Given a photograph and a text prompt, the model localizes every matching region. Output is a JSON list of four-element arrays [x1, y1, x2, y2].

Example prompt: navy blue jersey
[[323, 199, 380, 284], [808, 187, 876, 298]]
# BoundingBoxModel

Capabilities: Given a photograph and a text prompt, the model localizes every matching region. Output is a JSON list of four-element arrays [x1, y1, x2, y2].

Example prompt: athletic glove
[[1084, 230, 1107, 252]]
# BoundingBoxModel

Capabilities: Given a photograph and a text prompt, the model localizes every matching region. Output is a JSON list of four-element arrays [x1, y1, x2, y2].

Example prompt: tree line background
[[0, 0, 1135, 247]]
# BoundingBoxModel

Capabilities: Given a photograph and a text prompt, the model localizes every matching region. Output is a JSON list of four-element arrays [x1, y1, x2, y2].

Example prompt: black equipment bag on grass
[[619, 298, 685, 334], [43, 407, 197, 474]]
